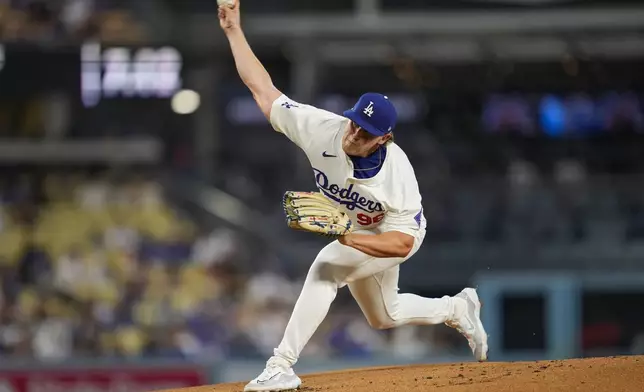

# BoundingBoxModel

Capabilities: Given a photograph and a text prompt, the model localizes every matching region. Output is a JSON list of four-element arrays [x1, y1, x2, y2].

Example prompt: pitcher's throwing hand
[[218, 0, 240, 32]]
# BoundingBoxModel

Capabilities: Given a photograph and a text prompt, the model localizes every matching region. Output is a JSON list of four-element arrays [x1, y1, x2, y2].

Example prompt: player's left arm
[[338, 231, 414, 258]]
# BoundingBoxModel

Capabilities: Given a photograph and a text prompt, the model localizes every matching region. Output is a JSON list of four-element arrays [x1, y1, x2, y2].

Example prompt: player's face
[[342, 121, 391, 157]]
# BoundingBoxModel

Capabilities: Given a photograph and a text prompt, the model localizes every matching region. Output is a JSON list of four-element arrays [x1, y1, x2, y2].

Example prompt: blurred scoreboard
[[0, 42, 184, 106], [0, 42, 189, 139], [80, 42, 183, 107]]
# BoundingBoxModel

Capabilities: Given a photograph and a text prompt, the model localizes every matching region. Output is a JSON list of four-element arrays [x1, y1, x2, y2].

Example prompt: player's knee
[[367, 317, 396, 330], [365, 302, 400, 330]]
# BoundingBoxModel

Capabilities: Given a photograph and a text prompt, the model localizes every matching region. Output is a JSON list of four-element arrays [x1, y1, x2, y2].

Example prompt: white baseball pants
[[273, 229, 460, 366]]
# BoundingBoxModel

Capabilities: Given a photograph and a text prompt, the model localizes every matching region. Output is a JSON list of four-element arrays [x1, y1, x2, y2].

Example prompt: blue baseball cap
[[343, 93, 397, 137]]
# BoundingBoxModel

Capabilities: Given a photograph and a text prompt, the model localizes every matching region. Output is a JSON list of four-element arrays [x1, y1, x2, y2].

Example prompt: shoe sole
[[462, 288, 489, 362], [244, 385, 300, 392], [243, 378, 302, 391]]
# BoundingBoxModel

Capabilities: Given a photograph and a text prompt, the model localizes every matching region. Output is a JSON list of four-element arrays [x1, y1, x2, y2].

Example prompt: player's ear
[[379, 133, 393, 145]]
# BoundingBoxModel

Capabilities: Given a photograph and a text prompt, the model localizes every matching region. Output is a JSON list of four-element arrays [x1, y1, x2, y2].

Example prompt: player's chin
[[342, 144, 355, 155]]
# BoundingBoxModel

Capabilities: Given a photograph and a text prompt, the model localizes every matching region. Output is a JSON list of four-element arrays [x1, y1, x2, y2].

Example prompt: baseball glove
[[282, 191, 353, 238]]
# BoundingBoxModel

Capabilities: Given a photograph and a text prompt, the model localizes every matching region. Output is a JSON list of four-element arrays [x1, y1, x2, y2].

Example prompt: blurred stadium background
[[0, 0, 643, 389]]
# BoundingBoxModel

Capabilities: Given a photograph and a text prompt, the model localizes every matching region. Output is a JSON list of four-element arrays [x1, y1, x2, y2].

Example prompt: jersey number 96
[[357, 213, 384, 226]]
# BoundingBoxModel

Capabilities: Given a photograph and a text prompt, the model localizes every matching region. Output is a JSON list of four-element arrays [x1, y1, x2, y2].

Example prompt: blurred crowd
[[0, 0, 145, 42], [0, 169, 463, 362], [420, 159, 644, 244], [2, 166, 639, 362]]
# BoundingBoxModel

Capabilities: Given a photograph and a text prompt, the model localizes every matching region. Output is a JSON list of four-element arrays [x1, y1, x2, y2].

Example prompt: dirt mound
[[165, 355, 644, 392]]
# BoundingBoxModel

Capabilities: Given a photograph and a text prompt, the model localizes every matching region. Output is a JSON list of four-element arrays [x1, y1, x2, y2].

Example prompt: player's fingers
[[218, 0, 236, 11], [220, 1, 238, 13], [219, 5, 233, 18]]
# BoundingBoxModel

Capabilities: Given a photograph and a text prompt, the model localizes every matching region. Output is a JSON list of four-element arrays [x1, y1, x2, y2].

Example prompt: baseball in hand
[[217, 0, 235, 6]]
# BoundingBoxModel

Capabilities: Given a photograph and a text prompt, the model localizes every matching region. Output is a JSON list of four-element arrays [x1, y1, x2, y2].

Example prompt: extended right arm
[[219, 0, 281, 120], [219, 0, 341, 151]]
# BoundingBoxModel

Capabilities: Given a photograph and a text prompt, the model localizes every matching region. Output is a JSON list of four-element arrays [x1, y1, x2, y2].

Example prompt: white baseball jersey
[[270, 94, 426, 237]]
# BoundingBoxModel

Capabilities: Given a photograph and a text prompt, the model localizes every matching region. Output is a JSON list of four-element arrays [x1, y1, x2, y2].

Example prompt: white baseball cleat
[[243, 356, 302, 391], [445, 287, 489, 362]]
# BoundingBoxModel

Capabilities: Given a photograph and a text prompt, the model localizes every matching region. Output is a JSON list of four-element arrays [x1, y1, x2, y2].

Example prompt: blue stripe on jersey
[[414, 208, 423, 227], [350, 146, 386, 179]]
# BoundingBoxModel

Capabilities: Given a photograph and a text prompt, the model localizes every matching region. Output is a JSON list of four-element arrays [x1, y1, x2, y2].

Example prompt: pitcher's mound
[[164, 355, 644, 392]]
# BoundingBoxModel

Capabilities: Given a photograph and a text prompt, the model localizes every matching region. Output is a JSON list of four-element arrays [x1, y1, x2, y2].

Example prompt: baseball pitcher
[[218, 2, 489, 391]]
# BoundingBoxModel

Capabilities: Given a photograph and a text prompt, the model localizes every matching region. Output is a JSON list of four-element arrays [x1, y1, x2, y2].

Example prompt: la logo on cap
[[363, 101, 375, 117]]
